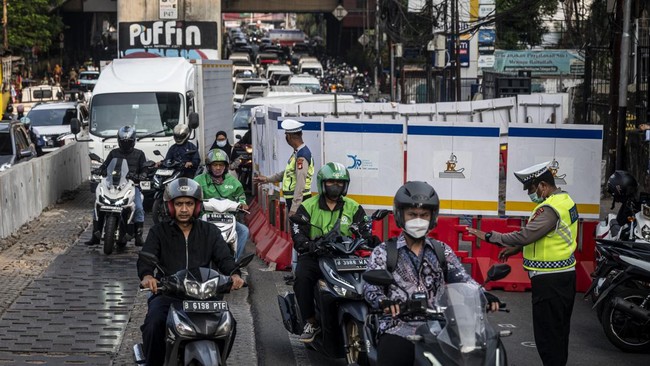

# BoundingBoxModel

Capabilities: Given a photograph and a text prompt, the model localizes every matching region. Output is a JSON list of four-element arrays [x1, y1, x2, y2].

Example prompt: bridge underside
[[223, 0, 339, 13]]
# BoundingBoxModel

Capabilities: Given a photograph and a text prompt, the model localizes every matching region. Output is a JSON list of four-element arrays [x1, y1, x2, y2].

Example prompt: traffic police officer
[[253, 119, 314, 215], [468, 161, 578, 366]]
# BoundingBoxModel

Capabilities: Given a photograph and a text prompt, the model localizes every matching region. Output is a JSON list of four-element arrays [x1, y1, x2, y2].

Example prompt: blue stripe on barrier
[[509, 127, 603, 139], [276, 120, 322, 131], [324, 122, 403, 133], [408, 125, 500, 137]]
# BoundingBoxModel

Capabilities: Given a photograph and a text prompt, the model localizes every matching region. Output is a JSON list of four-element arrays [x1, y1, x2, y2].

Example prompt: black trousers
[[286, 195, 312, 213], [377, 333, 415, 366], [141, 294, 182, 366], [294, 254, 321, 322], [531, 270, 576, 366]]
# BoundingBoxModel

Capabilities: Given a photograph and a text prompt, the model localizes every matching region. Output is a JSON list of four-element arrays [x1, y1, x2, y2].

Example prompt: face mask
[[325, 185, 344, 200], [529, 187, 544, 204], [216, 140, 227, 148], [404, 218, 430, 239]]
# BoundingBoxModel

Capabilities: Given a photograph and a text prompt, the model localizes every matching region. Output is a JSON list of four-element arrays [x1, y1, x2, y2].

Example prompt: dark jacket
[[164, 141, 200, 177], [137, 219, 240, 280], [99, 148, 147, 175]]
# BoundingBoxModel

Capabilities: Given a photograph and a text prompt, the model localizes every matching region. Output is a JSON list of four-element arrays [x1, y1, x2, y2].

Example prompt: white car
[[77, 71, 100, 91], [288, 74, 321, 93], [25, 101, 89, 151], [233, 78, 270, 104]]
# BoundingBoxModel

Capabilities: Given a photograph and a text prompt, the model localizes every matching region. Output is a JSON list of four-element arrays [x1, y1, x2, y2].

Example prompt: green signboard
[[493, 50, 584, 76]]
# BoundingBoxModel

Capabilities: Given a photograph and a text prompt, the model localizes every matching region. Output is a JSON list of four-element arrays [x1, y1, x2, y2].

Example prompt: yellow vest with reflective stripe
[[523, 192, 578, 272], [281, 150, 314, 199]]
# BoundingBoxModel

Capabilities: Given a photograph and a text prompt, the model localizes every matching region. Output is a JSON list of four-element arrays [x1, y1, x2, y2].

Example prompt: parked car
[[0, 121, 36, 171], [25, 101, 89, 151], [18, 84, 64, 114], [77, 70, 100, 91]]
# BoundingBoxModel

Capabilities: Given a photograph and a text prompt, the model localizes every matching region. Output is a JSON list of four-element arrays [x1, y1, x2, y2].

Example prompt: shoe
[[134, 222, 144, 247], [84, 236, 100, 246], [85, 220, 101, 245], [299, 322, 321, 343]]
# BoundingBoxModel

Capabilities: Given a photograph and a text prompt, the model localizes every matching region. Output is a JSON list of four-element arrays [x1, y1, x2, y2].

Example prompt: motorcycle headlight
[[171, 308, 196, 337], [332, 284, 363, 299], [184, 279, 201, 297], [99, 195, 112, 205], [245, 146, 253, 153], [642, 225, 650, 240]]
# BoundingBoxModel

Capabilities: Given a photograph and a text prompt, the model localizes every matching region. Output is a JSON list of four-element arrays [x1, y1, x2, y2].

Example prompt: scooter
[[596, 193, 650, 242], [363, 264, 512, 366], [202, 198, 249, 257], [277, 210, 389, 365], [133, 251, 255, 365], [149, 149, 197, 224], [89, 153, 140, 255]]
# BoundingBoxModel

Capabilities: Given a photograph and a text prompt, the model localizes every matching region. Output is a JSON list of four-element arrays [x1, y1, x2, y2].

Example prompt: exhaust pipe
[[612, 297, 650, 323]]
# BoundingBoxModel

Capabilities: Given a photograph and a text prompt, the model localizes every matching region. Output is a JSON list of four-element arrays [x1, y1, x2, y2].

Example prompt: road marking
[[276, 282, 311, 365], [498, 323, 517, 328], [521, 341, 537, 348]]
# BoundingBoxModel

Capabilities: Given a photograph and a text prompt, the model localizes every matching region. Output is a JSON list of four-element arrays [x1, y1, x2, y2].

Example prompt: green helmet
[[206, 148, 230, 165], [317, 162, 350, 197]]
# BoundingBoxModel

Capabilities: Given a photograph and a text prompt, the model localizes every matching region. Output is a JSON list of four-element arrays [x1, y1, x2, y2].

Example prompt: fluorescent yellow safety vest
[[281, 146, 314, 199]]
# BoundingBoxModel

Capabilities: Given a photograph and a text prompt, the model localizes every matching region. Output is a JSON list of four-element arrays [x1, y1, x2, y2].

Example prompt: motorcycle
[[277, 210, 390, 365], [133, 251, 255, 365], [596, 193, 650, 242], [202, 198, 249, 258], [590, 240, 650, 352], [362, 264, 512, 366], [231, 143, 253, 193], [89, 153, 147, 255], [148, 149, 198, 224]]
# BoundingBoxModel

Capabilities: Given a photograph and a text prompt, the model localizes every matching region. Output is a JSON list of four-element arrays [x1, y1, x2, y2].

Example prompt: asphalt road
[[249, 256, 649, 366]]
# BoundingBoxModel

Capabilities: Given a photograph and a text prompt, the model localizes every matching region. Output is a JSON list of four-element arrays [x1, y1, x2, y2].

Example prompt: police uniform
[[487, 161, 577, 366], [266, 119, 315, 213]]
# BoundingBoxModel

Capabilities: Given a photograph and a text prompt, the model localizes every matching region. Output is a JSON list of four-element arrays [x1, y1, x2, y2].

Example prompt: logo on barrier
[[549, 159, 567, 185], [439, 153, 466, 179], [347, 154, 378, 171]]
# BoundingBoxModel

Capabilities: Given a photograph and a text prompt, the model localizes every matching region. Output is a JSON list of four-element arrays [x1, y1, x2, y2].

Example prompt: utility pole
[[374, 0, 380, 101], [615, 0, 632, 170], [453, 0, 461, 101], [607, 0, 624, 176], [2, 0, 7, 51], [426, 0, 433, 103]]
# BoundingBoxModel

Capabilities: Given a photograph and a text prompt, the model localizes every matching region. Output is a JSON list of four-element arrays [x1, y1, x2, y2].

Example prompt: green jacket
[[194, 173, 246, 205]]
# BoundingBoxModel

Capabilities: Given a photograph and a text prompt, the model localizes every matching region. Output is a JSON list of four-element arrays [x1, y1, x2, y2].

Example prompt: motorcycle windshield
[[437, 283, 491, 365], [103, 158, 129, 189]]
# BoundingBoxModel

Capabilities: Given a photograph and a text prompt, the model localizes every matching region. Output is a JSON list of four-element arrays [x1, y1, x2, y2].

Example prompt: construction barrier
[[246, 183, 598, 292]]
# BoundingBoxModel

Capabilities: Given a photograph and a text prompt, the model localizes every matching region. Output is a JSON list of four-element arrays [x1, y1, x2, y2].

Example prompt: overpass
[[222, 0, 339, 13]]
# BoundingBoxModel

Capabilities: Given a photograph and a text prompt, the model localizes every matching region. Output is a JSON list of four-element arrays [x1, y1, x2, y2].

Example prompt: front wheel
[[152, 197, 166, 225], [600, 288, 650, 352], [103, 215, 117, 255], [345, 319, 369, 366], [495, 338, 508, 366]]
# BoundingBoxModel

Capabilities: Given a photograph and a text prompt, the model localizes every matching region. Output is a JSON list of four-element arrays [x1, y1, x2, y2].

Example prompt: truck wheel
[[103, 216, 117, 255], [600, 288, 650, 352]]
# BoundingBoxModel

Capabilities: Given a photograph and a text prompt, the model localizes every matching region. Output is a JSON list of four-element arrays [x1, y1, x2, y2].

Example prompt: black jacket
[[164, 141, 200, 177], [137, 219, 240, 280], [99, 148, 147, 175]]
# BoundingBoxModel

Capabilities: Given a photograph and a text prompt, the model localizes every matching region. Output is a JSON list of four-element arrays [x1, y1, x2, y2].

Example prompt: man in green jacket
[[291, 162, 369, 342], [194, 149, 249, 260]]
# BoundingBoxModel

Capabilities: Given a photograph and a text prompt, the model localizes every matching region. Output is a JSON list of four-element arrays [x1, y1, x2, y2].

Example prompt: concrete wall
[[0, 142, 90, 239]]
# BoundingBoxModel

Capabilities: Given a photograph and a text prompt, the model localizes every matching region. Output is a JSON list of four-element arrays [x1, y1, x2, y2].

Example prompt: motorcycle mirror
[[363, 269, 395, 286], [188, 113, 200, 130], [371, 209, 391, 221], [235, 134, 242, 139], [143, 160, 156, 168], [153, 150, 163, 157], [88, 153, 102, 162], [485, 264, 511, 283], [138, 251, 168, 275], [233, 254, 255, 273]]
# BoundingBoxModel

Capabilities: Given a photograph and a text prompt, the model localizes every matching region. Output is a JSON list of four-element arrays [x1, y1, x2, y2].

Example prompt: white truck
[[72, 57, 233, 174]]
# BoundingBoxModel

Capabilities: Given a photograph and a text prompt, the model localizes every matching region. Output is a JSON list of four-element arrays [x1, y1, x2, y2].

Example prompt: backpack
[[385, 237, 448, 282]]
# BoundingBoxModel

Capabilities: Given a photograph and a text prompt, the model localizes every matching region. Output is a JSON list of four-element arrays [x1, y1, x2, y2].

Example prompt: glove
[[484, 292, 500, 307], [308, 241, 321, 254], [367, 235, 382, 248]]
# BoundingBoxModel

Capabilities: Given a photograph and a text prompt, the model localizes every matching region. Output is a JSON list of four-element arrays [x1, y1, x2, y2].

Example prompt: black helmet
[[393, 181, 440, 230], [163, 178, 203, 218], [607, 170, 637, 202], [6, 105, 13, 114], [117, 126, 136, 154], [173, 124, 190, 145]]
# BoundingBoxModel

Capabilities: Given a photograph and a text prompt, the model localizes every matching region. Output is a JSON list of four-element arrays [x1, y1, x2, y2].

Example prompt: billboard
[[118, 21, 219, 59], [494, 50, 585, 76]]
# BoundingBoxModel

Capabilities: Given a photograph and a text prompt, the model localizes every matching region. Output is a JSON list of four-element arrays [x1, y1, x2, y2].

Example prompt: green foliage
[[3, 0, 65, 53], [495, 0, 559, 49]]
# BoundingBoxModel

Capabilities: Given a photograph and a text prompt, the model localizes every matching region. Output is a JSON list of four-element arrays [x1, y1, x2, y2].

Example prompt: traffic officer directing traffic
[[468, 161, 578, 366], [253, 119, 314, 215]]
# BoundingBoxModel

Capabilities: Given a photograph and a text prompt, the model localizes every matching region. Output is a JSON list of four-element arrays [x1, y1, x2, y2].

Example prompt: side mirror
[[289, 214, 310, 226], [363, 269, 395, 286], [371, 209, 391, 221], [485, 264, 511, 283], [153, 150, 163, 157], [144, 160, 156, 168], [70, 118, 81, 134], [88, 152, 102, 162], [234, 253, 255, 273], [188, 112, 199, 130], [138, 251, 168, 275], [235, 134, 242, 140]]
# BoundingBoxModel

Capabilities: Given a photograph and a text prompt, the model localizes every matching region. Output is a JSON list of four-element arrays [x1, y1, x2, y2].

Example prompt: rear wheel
[[103, 216, 117, 255], [601, 288, 650, 352], [152, 197, 166, 225], [345, 319, 369, 366]]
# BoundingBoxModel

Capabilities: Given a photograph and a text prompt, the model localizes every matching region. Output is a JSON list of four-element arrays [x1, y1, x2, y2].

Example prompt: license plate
[[205, 213, 234, 223], [140, 181, 151, 190], [183, 300, 229, 313], [99, 205, 122, 213], [334, 257, 368, 272], [156, 169, 174, 177]]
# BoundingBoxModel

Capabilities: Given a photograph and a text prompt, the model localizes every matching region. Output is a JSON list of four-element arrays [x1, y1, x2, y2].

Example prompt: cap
[[281, 119, 304, 133], [514, 161, 551, 190]]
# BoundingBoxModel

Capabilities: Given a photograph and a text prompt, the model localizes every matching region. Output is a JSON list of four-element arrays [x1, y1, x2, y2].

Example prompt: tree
[[3, 0, 65, 54], [495, 0, 559, 49]]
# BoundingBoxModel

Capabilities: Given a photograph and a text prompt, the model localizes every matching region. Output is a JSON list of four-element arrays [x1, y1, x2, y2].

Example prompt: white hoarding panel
[[517, 93, 567, 124], [407, 121, 501, 215], [505, 124, 603, 219], [323, 118, 405, 209]]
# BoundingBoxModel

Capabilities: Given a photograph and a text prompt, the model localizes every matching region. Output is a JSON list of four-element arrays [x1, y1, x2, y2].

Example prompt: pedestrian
[[253, 119, 314, 214], [468, 161, 578, 366]]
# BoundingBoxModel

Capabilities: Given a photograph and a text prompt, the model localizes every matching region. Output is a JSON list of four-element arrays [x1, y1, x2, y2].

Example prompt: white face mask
[[404, 218, 430, 239], [216, 140, 227, 148]]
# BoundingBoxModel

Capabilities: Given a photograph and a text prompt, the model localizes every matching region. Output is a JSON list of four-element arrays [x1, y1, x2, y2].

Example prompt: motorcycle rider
[[21, 116, 44, 157], [138, 178, 245, 366], [291, 162, 370, 342], [606, 170, 638, 235], [86, 126, 147, 246], [364, 181, 500, 366], [194, 148, 249, 261], [156, 124, 199, 178]]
